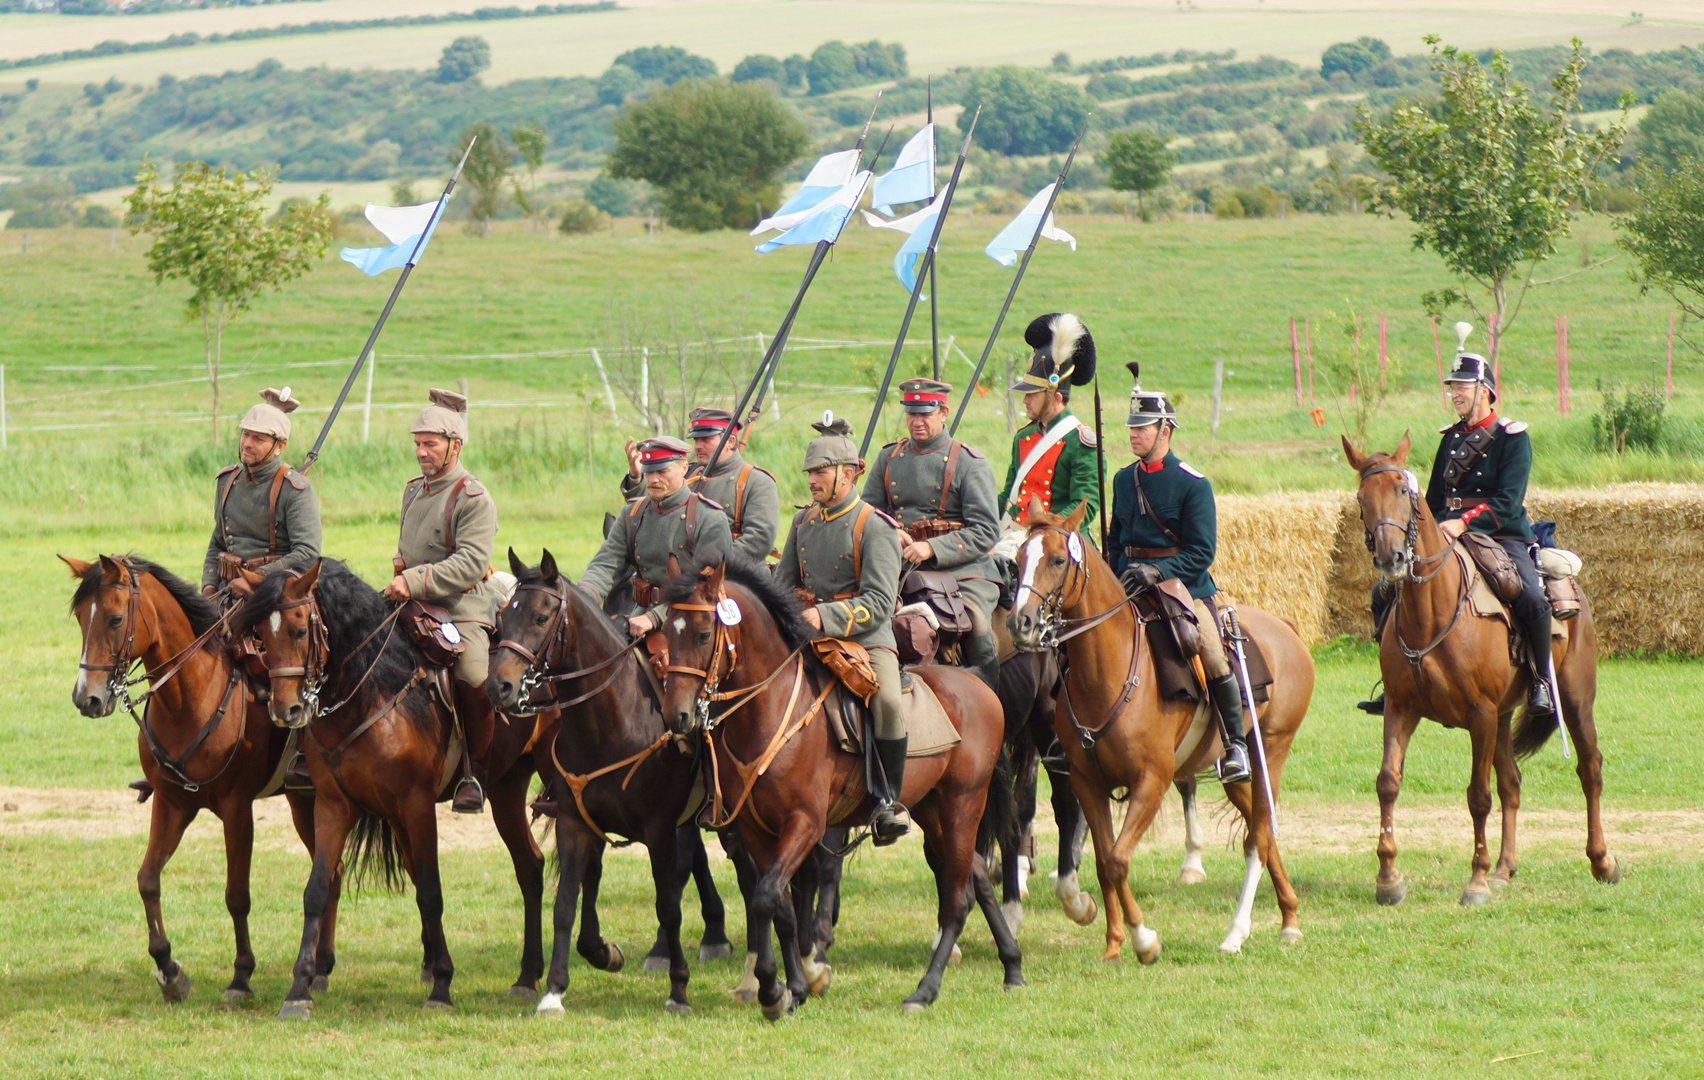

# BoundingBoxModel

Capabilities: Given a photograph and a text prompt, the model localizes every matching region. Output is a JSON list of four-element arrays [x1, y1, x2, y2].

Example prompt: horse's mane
[[72, 556, 222, 638], [665, 553, 813, 650]]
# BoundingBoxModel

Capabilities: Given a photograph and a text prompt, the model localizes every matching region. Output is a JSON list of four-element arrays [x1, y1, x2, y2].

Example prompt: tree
[[781, 54, 808, 89], [124, 162, 333, 442], [585, 175, 635, 217], [436, 36, 491, 84], [1098, 129, 1176, 214], [597, 63, 644, 105], [451, 124, 514, 236], [1321, 37, 1390, 81], [1357, 37, 1629, 354], [958, 66, 1093, 156], [509, 122, 547, 233], [607, 78, 809, 231], [389, 178, 420, 205], [614, 45, 717, 84], [806, 41, 859, 95], [1616, 160, 1704, 339], [732, 54, 784, 84], [1637, 89, 1704, 174]]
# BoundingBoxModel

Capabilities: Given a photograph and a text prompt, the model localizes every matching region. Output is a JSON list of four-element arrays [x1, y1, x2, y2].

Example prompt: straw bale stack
[[1212, 492, 1346, 644]]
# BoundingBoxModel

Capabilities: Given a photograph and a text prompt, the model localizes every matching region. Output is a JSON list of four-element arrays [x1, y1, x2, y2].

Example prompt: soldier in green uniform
[[1109, 364, 1249, 783], [582, 435, 732, 638], [1000, 313, 1101, 543], [200, 387, 321, 600], [621, 407, 779, 565], [381, 389, 503, 814], [863, 378, 1002, 690], [774, 416, 909, 844]]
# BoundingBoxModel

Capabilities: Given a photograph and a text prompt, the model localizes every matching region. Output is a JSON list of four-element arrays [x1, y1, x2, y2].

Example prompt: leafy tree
[[1616, 159, 1704, 333], [1321, 37, 1390, 81], [0, 179, 76, 227], [732, 54, 784, 84], [436, 36, 491, 84], [1357, 37, 1629, 353], [451, 123, 514, 236], [806, 41, 859, 95], [585, 175, 635, 216], [1637, 89, 1704, 173], [781, 54, 808, 89], [851, 40, 907, 80], [557, 199, 608, 234], [1098, 129, 1176, 214], [124, 162, 333, 442], [597, 63, 644, 105], [509, 121, 547, 233], [958, 66, 1093, 156], [1311, 143, 1378, 213], [614, 45, 717, 84], [389, 178, 421, 205], [1051, 52, 1073, 72], [80, 203, 119, 228], [607, 78, 808, 231]]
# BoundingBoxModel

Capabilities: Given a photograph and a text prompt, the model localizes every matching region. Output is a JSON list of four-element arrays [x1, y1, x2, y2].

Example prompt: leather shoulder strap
[[216, 467, 241, 549], [1132, 468, 1183, 547], [732, 463, 753, 535], [938, 440, 963, 517], [266, 467, 289, 555], [851, 503, 873, 583], [443, 476, 472, 556], [398, 479, 424, 555]]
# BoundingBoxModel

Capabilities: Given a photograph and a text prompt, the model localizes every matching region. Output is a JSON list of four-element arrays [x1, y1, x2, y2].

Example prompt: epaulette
[[880, 439, 900, 451], [1498, 417, 1528, 435], [1437, 422, 1456, 434], [216, 464, 240, 479], [284, 468, 310, 490], [1178, 462, 1206, 479], [749, 464, 777, 481], [1075, 426, 1098, 447], [871, 508, 903, 529], [694, 492, 726, 511], [462, 478, 487, 497], [958, 442, 986, 459]]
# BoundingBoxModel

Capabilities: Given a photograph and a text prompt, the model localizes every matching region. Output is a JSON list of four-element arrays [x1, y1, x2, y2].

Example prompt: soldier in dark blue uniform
[[1108, 363, 1249, 784], [1358, 350, 1556, 717]]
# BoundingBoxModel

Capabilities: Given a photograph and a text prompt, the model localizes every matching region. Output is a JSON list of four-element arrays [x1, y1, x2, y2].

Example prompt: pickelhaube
[[898, 378, 952, 414], [802, 412, 861, 471], [239, 387, 299, 441], [686, 407, 739, 439], [635, 435, 691, 472], [1011, 312, 1096, 396], [411, 388, 469, 443], [1444, 321, 1497, 404], [1123, 362, 1178, 429]]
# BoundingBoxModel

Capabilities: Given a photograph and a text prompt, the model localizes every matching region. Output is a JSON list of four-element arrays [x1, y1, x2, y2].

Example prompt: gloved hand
[[1119, 562, 1163, 596]]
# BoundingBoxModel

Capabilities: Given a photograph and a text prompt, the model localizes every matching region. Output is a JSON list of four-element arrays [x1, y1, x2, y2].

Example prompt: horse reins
[[1357, 462, 1472, 666]]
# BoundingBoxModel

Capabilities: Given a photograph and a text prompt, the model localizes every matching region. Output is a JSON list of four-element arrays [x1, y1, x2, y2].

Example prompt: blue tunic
[[1108, 450, 1218, 600]]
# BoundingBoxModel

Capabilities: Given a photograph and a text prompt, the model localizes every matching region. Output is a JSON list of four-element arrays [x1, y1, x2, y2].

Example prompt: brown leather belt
[[1124, 546, 1180, 559], [1443, 498, 1478, 510], [217, 553, 281, 580], [907, 519, 964, 541]]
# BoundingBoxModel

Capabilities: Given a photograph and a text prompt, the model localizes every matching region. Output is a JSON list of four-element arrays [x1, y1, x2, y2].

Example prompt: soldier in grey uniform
[[200, 387, 321, 600], [862, 378, 1002, 690], [621, 407, 780, 565], [380, 389, 502, 814], [582, 435, 732, 637], [773, 417, 909, 844]]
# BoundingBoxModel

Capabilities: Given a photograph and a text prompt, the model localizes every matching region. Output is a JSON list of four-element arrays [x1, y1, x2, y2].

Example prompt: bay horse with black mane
[[659, 554, 1021, 1016], [1343, 435, 1617, 905], [235, 559, 546, 1016], [63, 554, 339, 1005]]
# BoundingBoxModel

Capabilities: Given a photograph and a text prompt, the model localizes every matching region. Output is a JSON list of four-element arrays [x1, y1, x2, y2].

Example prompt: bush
[[1320, 37, 1390, 81], [80, 204, 119, 228], [1225, 184, 1283, 217], [584, 175, 635, 216], [436, 36, 491, 84], [732, 54, 784, 83], [1213, 193, 1245, 218], [557, 199, 608, 234], [4, 203, 72, 228], [958, 65, 1093, 156], [1592, 381, 1667, 453], [614, 45, 716, 84], [597, 63, 643, 105]]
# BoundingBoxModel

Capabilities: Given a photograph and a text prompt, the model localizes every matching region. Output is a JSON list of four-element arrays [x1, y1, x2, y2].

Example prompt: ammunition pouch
[[217, 552, 281, 581], [811, 637, 879, 704], [644, 630, 670, 684], [1460, 533, 1524, 603], [402, 600, 466, 668], [906, 519, 964, 542], [630, 576, 657, 610]]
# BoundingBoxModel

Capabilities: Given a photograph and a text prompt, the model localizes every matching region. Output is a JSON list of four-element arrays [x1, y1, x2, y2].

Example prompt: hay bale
[[1213, 492, 1344, 644], [1325, 494, 1377, 643]]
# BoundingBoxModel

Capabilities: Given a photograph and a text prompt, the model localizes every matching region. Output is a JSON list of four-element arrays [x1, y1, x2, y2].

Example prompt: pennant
[[871, 124, 935, 215], [755, 171, 871, 253], [751, 148, 861, 235], [984, 183, 1076, 267], [862, 200, 940, 294], [339, 199, 447, 276]]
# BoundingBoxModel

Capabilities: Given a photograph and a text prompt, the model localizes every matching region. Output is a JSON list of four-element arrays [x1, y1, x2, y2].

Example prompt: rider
[[863, 378, 1003, 690], [382, 389, 502, 814], [581, 435, 732, 639], [200, 387, 321, 601], [773, 416, 909, 845], [1358, 350, 1555, 718], [621, 407, 779, 565], [1108, 363, 1250, 784], [1002, 313, 1102, 537]]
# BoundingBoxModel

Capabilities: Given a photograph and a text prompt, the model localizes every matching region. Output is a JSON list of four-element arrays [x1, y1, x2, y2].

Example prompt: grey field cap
[[411, 388, 469, 443]]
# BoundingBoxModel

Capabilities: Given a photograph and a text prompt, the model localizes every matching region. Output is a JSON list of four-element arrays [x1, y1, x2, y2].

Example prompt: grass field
[[4, 0, 1704, 88]]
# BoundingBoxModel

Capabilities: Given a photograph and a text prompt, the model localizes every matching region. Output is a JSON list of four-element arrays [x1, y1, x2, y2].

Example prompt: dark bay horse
[[1344, 435, 1618, 905], [1008, 500, 1314, 959], [235, 559, 545, 1016], [659, 556, 1021, 1016], [63, 554, 337, 1005]]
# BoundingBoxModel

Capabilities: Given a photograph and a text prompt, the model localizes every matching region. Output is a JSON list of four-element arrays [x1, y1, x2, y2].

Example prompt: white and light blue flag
[[984, 183, 1076, 267], [871, 124, 935, 215], [755, 171, 871, 253], [861, 200, 941, 294], [751, 148, 861, 235], [339, 199, 448, 276]]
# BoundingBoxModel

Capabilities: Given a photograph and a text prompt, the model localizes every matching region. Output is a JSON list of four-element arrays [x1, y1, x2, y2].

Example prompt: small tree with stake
[[453, 124, 514, 236], [1098, 129, 1175, 218], [125, 161, 332, 443], [1617, 157, 1704, 357], [508, 122, 547, 234]]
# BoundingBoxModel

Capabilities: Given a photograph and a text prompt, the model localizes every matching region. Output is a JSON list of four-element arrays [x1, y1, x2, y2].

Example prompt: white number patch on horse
[[1403, 469, 1419, 495], [716, 597, 741, 626], [1067, 533, 1084, 563]]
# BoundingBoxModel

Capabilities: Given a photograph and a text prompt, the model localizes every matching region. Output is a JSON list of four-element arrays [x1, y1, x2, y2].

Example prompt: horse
[[1007, 499, 1314, 960], [658, 554, 1022, 1016], [485, 549, 721, 1017], [63, 554, 338, 1005], [234, 559, 546, 1016], [1342, 435, 1618, 905]]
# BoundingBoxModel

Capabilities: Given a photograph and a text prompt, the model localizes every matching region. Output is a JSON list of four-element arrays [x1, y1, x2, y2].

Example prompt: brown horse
[[235, 559, 545, 1016], [1343, 435, 1618, 905], [659, 555, 1021, 1016], [1006, 500, 1313, 960], [63, 554, 338, 1005]]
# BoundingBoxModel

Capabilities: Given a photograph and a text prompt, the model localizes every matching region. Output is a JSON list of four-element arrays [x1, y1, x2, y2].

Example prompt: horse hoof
[[422, 999, 454, 1012], [731, 986, 759, 1004], [1459, 886, 1491, 907], [1488, 874, 1510, 891], [807, 964, 833, 998], [277, 999, 313, 1021], [642, 955, 670, 974], [221, 988, 253, 1007], [155, 967, 192, 1004], [1599, 857, 1622, 885], [310, 975, 328, 994], [1135, 925, 1162, 966], [698, 942, 732, 962], [1375, 878, 1406, 906], [537, 1004, 565, 1020], [508, 984, 538, 1001], [602, 943, 625, 973], [1179, 868, 1207, 886], [900, 1000, 928, 1014], [760, 988, 793, 1022], [1064, 894, 1097, 926], [1279, 927, 1304, 947], [1003, 975, 1027, 991], [664, 999, 692, 1017]]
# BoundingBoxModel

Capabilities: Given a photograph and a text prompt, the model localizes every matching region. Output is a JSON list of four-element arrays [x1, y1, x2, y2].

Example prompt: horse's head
[[489, 547, 575, 712], [63, 554, 151, 717], [1342, 432, 1421, 581], [1006, 497, 1091, 651], [658, 555, 735, 737], [243, 561, 323, 729]]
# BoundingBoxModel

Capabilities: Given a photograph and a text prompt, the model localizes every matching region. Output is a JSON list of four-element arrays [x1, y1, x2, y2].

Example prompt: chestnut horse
[[1007, 500, 1314, 960], [1343, 435, 1618, 905], [235, 559, 545, 1016], [64, 554, 338, 1004], [659, 556, 1021, 1016]]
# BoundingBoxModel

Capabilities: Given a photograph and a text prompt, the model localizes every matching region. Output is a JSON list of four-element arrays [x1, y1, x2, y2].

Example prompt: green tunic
[[621, 451, 779, 563], [201, 457, 321, 590], [580, 485, 732, 625], [1001, 408, 1102, 536], [862, 431, 1002, 618], [773, 489, 903, 654]]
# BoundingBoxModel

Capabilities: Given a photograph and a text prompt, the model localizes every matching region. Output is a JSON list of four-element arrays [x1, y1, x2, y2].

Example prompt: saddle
[[1135, 584, 1273, 705], [823, 669, 961, 760]]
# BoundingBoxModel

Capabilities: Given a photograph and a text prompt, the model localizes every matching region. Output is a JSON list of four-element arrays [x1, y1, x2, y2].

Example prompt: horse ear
[[240, 567, 266, 588], [539, 548, 558, 584], [1341, 434, 1365, 471], [98, 554, 125, 583], [1393, 430, 1412, 466], [667, 553, 681, 580], [1026, 495, 1048, 525], [508, 547, 526, 578], [706, 559, 725, 598], [59, 555, 93, 578], [285, 561, 320, 599], [1062, 497, 1090, 535]]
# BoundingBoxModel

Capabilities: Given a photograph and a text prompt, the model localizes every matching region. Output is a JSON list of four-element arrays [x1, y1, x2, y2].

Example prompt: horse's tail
[[345, 811, 407, 894], [1512, 701, 1560, 760], [977, 743, 1018, 858]]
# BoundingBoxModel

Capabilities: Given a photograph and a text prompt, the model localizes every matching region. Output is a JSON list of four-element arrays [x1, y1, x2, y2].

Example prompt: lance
[[859, 108, 980, 459], [949, 125, 1084, 437], [927, 79, 940, 381], [301, 137, 475, 473], [1093, 373, 1108, 552], [1225, 607, 1279, 836]]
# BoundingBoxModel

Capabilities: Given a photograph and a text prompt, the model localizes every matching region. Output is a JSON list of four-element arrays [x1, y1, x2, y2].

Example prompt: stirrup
[[1216, 741, 1251, 785], [451, 777, 486, 814], [870, 804, 909, 846], [1356, 693, 1386, 716]]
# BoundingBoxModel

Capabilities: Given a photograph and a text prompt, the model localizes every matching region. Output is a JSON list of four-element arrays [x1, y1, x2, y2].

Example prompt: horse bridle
[[492, 579, 643, 716], [78, 558, 145, 710], [263, 591, 329, 726], [1017, 526, 1131, 649], [665, 598, 743, 733], [1358, 464, 1450, 584]]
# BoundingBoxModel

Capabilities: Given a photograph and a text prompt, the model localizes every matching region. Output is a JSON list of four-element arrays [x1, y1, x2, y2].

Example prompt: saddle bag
[[1460, 533, 1524, 603], [892, 611, 939, 666], [1534, 542, 1584, 621], [899, 569, 974, 636], [402, 600, 466, 668], [1152, 578, 1203, 661], [810, 637, 879, 704]]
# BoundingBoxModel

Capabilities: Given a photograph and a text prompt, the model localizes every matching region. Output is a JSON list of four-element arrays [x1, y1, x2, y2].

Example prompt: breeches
[[1496, 538, 1550, 627], [1193, 598, 1230, 680], [451, 621, 490, 687], [870, 647, 905, 741]]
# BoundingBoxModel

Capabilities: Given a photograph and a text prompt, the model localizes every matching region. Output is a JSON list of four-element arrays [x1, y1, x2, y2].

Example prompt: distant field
[[4, 0, 1703, 88]]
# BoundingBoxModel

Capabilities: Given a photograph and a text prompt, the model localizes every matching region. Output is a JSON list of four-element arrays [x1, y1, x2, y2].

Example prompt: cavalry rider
[[863, 378, 1003, 690], [382, 389, 503, 814], [200, 387, 320, 601], [1109, 364, 1250, 784], [582, 435, 732, 639], [1003, 313, 1102, 537], [774, 416, 909, 845], [1359, 351, 1555, 718], [622, 407, 779, 565]]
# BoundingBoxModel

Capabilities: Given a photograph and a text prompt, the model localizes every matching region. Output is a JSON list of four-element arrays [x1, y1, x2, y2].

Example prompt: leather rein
[[1357, 463, 1472, 666]]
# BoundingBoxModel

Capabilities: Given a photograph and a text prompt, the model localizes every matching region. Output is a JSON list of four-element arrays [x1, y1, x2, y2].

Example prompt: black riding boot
[[1522, 616, 1557, 717], [869, 736, 910, 846], [1208, 673, 1251, 784], [452, 681, 495, 814], [962, 630, 1001, 693]]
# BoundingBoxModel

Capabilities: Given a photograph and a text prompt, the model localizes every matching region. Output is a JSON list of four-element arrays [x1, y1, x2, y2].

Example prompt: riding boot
[[869, 736, 910, 846], [1356, 691, 1386, 716], [1207, 673, 1251, 784], [1522, 615, 1557, 717], [452, 681, 496, 814], [961, 630, 1001, 693]]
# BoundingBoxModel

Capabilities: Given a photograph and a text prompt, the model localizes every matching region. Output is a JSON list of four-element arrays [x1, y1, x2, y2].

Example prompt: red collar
[[1138, 459, 1166, 473], [1466, 411, 1498, 432]]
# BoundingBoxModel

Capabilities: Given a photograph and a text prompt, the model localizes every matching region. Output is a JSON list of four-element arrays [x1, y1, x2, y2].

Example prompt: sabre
[[301, 137, 476, 473], [1224, 607, 1279, 836], [1093, 372, 1108, 552], [1546, 645, 1571, 760]]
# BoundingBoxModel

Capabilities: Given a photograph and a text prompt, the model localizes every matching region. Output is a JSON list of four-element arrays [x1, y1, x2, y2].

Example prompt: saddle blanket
[[825, 672, 962, 759], [1459, 543, 1569, 643]]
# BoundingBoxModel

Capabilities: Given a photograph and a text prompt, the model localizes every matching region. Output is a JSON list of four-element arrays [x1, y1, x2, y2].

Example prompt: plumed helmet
[[1011, 313, 1096, 397], [1444, 320, 1497, 404], [802, 412, 861, 471], [239, 386, 299, 441], [410, 388, 469, 443], [1123, 362, 1179, 429]]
